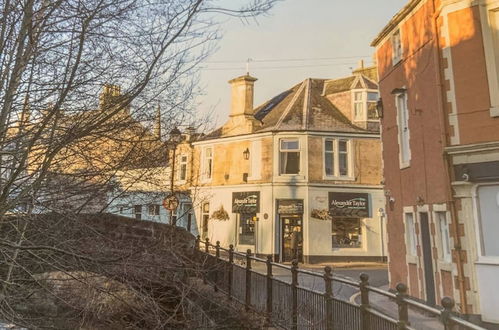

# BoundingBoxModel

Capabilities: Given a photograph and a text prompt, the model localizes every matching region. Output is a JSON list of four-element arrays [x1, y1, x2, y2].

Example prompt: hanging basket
[[211, 205, 230, 221], [311, 208, 332, 221]]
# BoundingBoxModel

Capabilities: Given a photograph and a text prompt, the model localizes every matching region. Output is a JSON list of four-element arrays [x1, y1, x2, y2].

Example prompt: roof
[[371, 0, 423, 47], [202, 72, 379, 140]]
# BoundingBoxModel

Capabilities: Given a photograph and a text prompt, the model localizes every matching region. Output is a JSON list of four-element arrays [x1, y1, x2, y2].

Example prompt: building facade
[[372, 0, 499, 324], [191, 69, 386, 263]]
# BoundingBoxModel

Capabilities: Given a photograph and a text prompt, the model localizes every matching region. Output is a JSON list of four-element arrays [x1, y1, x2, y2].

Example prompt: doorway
[[419, 212, 436, 306], [281, 215, 303, 262]]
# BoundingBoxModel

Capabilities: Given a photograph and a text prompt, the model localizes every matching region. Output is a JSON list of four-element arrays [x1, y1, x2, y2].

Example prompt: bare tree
[[0, 0, 277, 327]]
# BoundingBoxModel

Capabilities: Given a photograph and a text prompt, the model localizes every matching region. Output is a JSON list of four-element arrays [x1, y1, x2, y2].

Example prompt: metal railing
[[194, 237, 486, 330]]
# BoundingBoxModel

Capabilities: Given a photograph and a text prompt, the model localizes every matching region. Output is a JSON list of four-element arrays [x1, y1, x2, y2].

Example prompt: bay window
[[352, 90, 379, 122]]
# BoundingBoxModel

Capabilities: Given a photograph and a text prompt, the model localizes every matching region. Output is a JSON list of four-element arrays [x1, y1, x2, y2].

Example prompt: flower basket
[[211, 205, 229, 221], [311, 208, 332, 221]]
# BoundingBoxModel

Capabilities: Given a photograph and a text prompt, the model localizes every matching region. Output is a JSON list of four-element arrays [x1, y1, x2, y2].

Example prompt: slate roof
[[202, 72, 379, 140]]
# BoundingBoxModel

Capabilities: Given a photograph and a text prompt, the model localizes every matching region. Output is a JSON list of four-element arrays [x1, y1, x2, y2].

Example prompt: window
[[202, 147, 213, 180], [178, 155, 187, 181], [477, 185, 499, 257], [392, 29, 402, 64], [148, 204, 160, 216], [238, 213, 256, 245], [332, 218, 362, 248], [353, 91, 364, 121], [405, 213, 417, 256], [396, 92, 410, 166], [367, 92, 379, 120], [201, 202, 209, 238], [436, 212, 451, 262], [134, 205, 142, 220], [118, 205, 126, 214], [324, 139, 351, 178], [279, 139, 300, 175]]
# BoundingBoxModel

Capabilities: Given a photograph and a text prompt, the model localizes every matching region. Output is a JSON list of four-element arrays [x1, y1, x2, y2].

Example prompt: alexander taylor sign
[[328, 192, 370, 218], [232, 191, 260, 213]]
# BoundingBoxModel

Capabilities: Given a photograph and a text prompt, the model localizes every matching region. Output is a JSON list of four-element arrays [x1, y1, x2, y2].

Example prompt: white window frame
[[404, 212, 417, 258], [178, 154, 188, 182], [392, 29, 403, 65], [201, 146, 213, 181], [472, 183, 499, 264], [435, 211, 452, 263], [395, 92, 411, 168], [323, 138, 354, 180], [279, 138, 301, 176], [352, 90, 380, 122], [479, 3, 499, 117], [148, 204, 160, 217]]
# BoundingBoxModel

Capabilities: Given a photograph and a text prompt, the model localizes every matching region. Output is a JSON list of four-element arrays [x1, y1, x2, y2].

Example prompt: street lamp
[[243, 148, 250, 160], [169, 126, 182, 226]]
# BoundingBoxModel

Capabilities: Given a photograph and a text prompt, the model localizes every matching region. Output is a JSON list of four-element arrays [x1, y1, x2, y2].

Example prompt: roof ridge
[[302, 79, 312, 130], [275, 81, 306, 129]]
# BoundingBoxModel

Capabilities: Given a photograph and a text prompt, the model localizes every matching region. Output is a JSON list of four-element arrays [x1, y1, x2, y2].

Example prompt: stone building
[[372, 0, 499, 325], [190, 68, 385, 263]]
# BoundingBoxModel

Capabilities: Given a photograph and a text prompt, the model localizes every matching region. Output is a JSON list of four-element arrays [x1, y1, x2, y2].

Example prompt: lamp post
[[169, 126, 182, 226]]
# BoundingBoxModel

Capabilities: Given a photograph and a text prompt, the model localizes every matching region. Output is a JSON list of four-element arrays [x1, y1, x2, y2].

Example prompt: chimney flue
[[228, 74, 257, 117]]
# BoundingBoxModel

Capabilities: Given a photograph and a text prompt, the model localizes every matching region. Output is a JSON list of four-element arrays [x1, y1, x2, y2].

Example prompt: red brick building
[[372, 0, 499, 325]]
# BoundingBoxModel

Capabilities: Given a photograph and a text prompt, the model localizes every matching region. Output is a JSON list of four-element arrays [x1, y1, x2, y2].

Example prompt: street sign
[[162, 194, 179, 211]]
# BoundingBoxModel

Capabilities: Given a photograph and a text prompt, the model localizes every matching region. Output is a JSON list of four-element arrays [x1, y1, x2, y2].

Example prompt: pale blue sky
[[196, 0, 407, 126]]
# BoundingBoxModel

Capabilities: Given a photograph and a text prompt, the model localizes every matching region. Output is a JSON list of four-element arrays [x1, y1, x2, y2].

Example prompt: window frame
[[351, 89, 380, 122], [148, 204, 160, 216], [134, 205, 142, 220], [435, 211, 452, 263], [392, 29, 403, 65], [395, 92, 411, 168], [323, 138, 354, 180], [404, 212, 417, 257], [178, 154, 188, 182], [279, 138, 301, 175], [202, 146, 213, 181], [479, 4, 499, 117]]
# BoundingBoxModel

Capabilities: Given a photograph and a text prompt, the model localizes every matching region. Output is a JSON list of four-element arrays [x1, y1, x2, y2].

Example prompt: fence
[[195, 237, 486, 330]]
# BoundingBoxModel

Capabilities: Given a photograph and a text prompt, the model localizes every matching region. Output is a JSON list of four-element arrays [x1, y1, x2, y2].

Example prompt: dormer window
[[352, 90, 379, 122]]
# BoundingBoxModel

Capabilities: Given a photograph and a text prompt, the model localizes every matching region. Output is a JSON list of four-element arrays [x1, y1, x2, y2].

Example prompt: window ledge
[[400, 162, 410, 170], [490, 106, 499, 117], [323, 175, 355, 181], [393, 57, 403, 66], [406, 255, 418, 264], [437, 260, 453, 272]]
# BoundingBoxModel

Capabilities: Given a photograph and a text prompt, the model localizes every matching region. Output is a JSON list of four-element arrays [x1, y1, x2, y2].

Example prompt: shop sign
[[328, 192, 370, 218], [232, 191, 260, 213], [278, 199, 304, 214]]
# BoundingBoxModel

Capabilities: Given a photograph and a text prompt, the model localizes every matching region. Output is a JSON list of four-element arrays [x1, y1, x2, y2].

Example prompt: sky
[[196, 0, 408, 126]]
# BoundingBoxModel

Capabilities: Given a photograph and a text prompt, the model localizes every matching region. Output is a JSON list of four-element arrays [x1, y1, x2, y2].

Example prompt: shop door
[[281, 215, 303, 262], [420, 212, 436, 306]]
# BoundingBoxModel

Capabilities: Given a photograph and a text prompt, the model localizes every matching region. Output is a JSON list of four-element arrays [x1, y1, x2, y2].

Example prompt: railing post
[[440, 297, 456, 330], [214, 241, 220, 292], [396, 283, 410, 329], [291, 259, 299, 330], [266, 255, 273, 325], [245, 249, 252, 311], [228, 244, 234, 301], [324, 266, 333, 330], [205, 237, 210, 254], [203, 238, 209, 284], [360, 273, 370, 330]]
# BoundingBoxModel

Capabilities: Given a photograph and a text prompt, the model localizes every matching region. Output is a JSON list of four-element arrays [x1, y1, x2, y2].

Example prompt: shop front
[[329, 192, 370, 251], [232, 191, 260, 249], [278, 199, 304, 262]]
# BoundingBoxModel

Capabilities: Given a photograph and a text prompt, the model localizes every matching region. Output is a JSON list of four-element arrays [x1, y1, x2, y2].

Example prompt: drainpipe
[[431, 0, 468, 314]]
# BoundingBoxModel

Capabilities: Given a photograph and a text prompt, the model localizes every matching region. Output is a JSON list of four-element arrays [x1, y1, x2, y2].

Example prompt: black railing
[[194, 237, 486, 330]]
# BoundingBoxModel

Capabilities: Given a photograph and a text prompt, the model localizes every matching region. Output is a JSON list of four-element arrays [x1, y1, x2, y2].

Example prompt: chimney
[[358, 59, 365, 70], [99, 84, 122, 110], [228, 74, 257, 117]]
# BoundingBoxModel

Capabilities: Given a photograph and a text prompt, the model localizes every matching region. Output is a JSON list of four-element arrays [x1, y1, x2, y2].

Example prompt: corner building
[[192, 68, 386, 263]]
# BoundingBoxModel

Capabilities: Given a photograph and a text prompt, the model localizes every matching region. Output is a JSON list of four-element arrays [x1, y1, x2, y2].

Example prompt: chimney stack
[[228, 74, 257, 117]]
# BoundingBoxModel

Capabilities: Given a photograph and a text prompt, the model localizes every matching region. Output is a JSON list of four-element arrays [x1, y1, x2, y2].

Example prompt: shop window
[[279, 139, 300, 175], [396, 92, 410, 167], [324, 139, 351, 178], [148, 204, 160, 216], [405, 212, 417, 256], [331, 218, 362, 248], [436, 211, 451, 262], [134, 205, 142, 220], [238, 213, 255, 245], [178, 155, 187, 181], [392, 29, 402, 64], [477, 185, 499, 257]]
